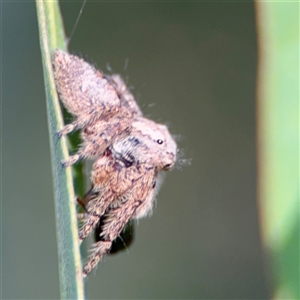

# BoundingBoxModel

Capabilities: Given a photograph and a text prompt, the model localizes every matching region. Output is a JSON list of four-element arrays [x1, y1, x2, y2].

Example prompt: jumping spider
[[53, 50, 177, 277]]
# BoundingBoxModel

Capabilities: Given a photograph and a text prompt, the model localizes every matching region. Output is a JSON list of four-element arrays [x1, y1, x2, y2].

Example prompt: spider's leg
[[77, 212, 87, 220], [57, 112, 95, 137], [82, 193, 138, 277], [61, 117, 132, 167], [57, 102, 120, 138], [61, 145, 98, 167], [83, 169, 155, 277], [79, 189, 114, 243], [57, 123, 76, 138], [60, 139, 106, 167], [61, 153, 81, 167], [79, 155, 116, 243], [79, 214, 100, 244]]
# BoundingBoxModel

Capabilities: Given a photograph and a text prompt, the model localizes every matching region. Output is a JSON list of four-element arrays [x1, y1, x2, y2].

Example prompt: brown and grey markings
[[52, 50, 177, 277]]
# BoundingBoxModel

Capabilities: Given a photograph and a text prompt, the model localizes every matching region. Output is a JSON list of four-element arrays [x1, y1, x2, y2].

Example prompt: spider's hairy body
[[52, 50, 177, 277]]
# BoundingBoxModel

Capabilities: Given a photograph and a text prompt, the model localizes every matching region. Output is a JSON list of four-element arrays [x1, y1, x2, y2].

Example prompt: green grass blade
[[255, 2, 299, 299], [35, 1, 85, 298]]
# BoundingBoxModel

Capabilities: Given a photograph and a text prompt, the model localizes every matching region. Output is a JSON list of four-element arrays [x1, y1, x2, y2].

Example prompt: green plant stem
[[36, 1, 85, 298]]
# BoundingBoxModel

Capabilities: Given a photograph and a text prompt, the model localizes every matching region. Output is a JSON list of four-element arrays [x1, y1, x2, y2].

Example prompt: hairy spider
[[52, 50, 177, 277]]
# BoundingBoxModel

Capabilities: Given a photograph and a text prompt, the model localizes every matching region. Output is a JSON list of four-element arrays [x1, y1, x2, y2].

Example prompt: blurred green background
[[3, 1, 268, 299]]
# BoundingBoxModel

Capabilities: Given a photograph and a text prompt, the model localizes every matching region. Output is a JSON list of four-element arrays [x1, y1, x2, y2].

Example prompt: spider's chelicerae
[[52, 50, 177, 277]]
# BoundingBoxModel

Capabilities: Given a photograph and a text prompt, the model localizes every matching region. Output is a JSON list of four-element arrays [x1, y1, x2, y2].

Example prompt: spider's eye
[[157, 139, 163, 145]]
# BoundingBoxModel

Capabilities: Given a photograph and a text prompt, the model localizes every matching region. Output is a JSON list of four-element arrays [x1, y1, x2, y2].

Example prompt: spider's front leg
[[79, 188, 115, 244], [78, 154, 115, 243], [82, 193, 140, 277], [83, 168, 155, 277], [78, 149, 134, 243]]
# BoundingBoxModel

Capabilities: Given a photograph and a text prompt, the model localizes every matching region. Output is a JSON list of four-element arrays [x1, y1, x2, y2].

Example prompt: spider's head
[[131, 118, 177, 171]]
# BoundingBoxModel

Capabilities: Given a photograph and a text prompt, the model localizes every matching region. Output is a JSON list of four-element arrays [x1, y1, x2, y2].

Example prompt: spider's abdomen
[[53, 50, 120, 116]]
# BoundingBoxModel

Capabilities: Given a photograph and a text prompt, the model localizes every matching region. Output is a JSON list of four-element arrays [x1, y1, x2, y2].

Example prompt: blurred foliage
[[256, 2, 299, 299]]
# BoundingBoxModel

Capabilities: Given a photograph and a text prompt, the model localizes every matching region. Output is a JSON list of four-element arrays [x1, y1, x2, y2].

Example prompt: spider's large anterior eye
[[157, 139, 163, 145]]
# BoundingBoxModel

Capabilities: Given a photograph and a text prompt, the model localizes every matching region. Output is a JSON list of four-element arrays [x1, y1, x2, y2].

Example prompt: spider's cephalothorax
[[52, 50, 177, 277]]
